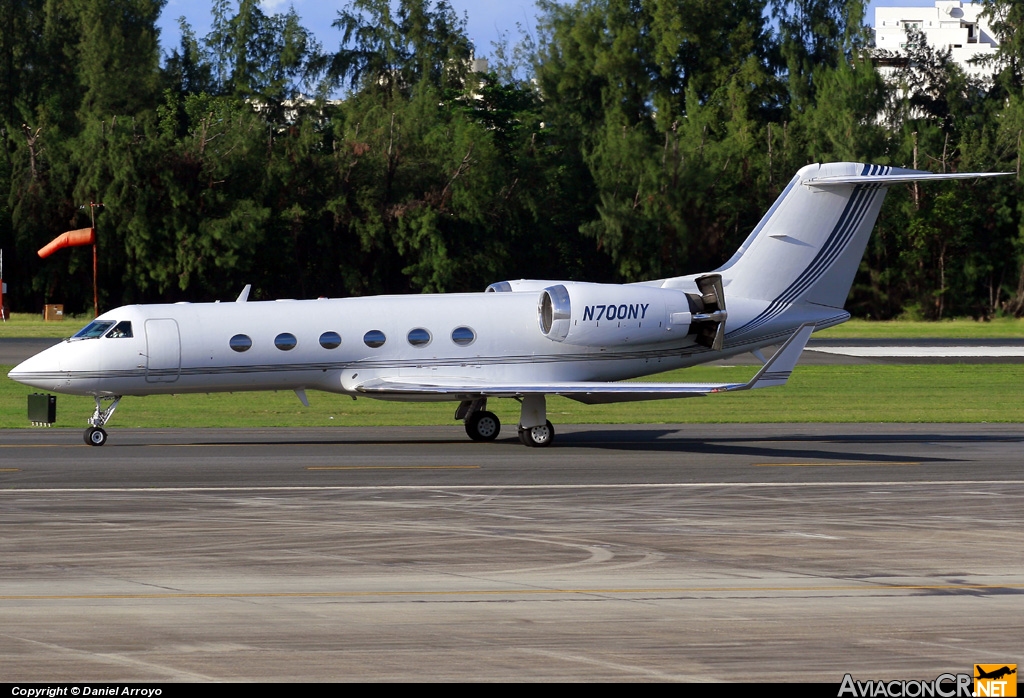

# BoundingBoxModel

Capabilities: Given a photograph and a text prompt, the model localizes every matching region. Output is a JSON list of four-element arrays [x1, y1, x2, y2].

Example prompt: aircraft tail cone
[[38, 228, 95, 258]]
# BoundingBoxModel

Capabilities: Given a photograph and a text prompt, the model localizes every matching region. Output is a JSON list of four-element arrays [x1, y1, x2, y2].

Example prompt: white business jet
[[9, 162, 1006, 446]]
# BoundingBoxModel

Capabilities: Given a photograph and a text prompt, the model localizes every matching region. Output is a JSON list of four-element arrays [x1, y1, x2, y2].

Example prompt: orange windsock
[[38, 228, 96, 258]]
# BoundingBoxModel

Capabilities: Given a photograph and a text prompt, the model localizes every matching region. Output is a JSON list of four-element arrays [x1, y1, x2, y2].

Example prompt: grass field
[[3, 363, 1022, 429], [0, 313, 94, 338], [4, 312, 1024, 339], [817, 317, 1024, 339]]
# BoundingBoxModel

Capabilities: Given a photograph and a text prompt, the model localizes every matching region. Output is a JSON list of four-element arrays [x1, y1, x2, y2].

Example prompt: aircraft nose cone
[[8, 345, 64, 390]]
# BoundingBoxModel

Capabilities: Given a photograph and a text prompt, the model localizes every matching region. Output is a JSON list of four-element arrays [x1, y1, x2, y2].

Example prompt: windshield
[[71, 320, 115, 339]]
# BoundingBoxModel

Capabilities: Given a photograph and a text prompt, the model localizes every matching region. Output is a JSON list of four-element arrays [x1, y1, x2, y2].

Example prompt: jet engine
[[536, 282, 695, 346]]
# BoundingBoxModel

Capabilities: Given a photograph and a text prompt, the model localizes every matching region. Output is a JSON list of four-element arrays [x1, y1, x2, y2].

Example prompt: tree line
[[2, 0, 1024, 319]]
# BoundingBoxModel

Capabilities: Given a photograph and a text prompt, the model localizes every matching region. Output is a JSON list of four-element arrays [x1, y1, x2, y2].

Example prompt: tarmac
[[1, 424, 1022, 681]]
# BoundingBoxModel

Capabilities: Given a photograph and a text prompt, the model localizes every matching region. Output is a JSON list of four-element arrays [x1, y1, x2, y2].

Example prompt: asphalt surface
[[0, 337, 61, 364], [1, 424, 1021, 681]]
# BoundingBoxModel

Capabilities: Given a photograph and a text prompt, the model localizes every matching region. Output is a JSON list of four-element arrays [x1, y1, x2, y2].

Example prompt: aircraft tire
[[518, 421, 555, 447], [465, 411, 500, 441], [84, 427, 108, 447]]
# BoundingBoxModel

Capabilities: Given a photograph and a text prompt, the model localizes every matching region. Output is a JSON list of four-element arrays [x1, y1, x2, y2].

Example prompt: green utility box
[[28, 393, 56, 426]]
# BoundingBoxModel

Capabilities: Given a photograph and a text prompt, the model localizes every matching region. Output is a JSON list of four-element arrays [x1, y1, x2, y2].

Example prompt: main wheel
[[465, 411, 501, 441], [518, 421, 555, 447], [84, 427, 108, 447]]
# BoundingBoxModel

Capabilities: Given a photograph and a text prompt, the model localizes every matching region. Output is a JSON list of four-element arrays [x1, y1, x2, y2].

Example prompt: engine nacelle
[[538, 282, 695, 346]]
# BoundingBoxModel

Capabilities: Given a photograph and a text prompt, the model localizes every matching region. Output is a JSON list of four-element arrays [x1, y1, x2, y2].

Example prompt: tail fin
[[716, 162, 1006, 308]]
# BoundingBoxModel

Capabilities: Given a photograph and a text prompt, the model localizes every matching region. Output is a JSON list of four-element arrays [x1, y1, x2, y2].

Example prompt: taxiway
[[1, 424, 1021, 681]]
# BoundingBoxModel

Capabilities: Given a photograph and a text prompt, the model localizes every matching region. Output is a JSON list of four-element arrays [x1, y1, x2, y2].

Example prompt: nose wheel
[[84, 427, 108, 446], [84, 395, 122, 446]]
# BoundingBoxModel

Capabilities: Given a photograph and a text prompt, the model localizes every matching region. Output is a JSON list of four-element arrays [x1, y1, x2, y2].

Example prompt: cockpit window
[[106, 321, 133, 338], [72, 320, 115, 339]]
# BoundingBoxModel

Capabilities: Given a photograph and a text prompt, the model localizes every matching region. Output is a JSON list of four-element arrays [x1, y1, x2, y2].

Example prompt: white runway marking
[[1, 480, 1022, 493]]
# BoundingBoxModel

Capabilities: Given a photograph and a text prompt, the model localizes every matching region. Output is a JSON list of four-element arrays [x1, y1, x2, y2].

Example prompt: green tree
[[534, 0, 781, 280], [206, 0, 318, 106], [325, 0, 472, 98]]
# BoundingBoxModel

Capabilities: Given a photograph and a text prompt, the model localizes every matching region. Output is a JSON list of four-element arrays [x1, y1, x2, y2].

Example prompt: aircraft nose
[[8, 345, 64, 390]]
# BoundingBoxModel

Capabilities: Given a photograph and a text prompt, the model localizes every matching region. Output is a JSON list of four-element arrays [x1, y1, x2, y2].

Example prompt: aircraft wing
[[355, 324, 814, 405]]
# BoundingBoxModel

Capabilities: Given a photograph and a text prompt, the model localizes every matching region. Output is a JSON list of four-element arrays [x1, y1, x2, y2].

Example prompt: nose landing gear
[[84, 395, 122, 446]]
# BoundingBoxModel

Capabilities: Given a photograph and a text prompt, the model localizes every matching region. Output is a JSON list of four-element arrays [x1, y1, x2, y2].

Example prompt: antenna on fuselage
[[235, 284, 251, 303]]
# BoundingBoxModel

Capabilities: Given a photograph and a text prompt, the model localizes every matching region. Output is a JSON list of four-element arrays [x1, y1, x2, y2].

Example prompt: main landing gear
[[518, 420, 555, 447], [516, 394, 553, 447], [465, 409, 501, 441], [84, 395, 122, 447], [456, 395, 556, 447]]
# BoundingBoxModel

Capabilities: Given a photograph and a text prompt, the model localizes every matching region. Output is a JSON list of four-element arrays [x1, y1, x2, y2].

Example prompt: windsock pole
[[90, 202, 98, 318]]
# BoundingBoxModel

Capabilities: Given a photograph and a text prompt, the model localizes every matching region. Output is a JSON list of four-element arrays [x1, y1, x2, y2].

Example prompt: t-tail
[[703, 162, 1008, 340]]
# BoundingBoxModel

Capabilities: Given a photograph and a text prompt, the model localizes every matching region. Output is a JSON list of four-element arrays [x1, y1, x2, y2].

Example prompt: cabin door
[[145, 318, 181, 383]]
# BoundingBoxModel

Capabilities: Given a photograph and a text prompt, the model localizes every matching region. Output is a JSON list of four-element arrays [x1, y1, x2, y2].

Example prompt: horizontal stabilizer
[[355, 323, 815, 405], [805, 171, 1010, 188]]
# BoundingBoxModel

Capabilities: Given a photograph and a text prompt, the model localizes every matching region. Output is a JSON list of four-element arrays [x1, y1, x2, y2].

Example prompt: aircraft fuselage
[[10, 285, 838, 399]]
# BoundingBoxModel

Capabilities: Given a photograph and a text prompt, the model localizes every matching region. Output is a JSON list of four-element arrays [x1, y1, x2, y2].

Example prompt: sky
[[158, 0, 541, 60], [155, 0, 953, 62]]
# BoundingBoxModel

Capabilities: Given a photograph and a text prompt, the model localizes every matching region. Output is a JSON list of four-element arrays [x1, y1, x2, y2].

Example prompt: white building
[[873, 1, 999, 81]]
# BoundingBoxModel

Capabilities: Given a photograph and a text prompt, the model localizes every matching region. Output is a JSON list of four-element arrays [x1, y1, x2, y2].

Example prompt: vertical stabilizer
[[686, 162, 1009, 340], [711, 162, 1009, 314], [717, 162, 891, 309]]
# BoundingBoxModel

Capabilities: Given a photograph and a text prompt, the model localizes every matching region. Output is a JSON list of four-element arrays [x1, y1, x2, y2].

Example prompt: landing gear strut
[[517, 394, 555, 447], [457, 395, 557, 446], [84, 395, 122, 447]]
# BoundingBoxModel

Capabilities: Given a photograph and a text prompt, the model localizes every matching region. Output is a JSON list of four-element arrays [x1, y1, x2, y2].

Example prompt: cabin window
[[229, 334, 252, 352], [319, 331, 341, 349], [106, 321, 133, 338], [363, 330, 386, 348], [72, 320, 114, 339], [275, 333, 297, 351], [407, 328, 431, 347], [451, 326, 476, 346]]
